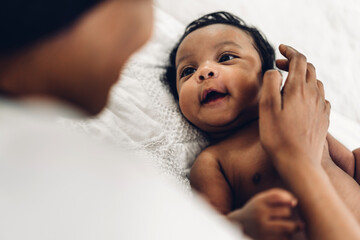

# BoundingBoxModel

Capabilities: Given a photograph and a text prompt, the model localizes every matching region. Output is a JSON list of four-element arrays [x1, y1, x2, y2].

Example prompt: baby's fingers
[[269, 206, 293, 219], [262, 188, 297, 207], [267, 220, 304, 236]]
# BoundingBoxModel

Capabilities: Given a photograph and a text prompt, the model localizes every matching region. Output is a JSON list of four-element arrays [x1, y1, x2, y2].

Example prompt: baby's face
[[175, 24, 262, 134]]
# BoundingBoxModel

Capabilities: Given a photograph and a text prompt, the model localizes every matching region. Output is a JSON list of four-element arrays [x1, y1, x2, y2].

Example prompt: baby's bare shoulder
[[199, 140, 231, 159], [193, 147, 219, 168], [191, 143, 233, 180], [190, 146, 234, 213]]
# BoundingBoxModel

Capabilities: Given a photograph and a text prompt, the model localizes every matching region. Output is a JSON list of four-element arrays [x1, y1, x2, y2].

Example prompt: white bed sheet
[[64, 0, 360, 190]]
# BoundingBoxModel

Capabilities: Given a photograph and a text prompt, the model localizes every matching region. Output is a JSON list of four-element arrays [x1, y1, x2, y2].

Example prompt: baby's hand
[[227, 188, 303, 240]]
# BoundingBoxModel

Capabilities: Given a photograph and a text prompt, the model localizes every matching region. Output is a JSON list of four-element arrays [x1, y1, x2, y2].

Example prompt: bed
[[64, 0, 360, 191]]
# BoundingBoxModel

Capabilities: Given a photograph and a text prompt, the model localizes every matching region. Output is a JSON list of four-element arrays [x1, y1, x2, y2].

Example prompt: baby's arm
[[326, 133, 360, 183], [323, 133, 360, 222], [228, 189, 303, 240], [190, 150, 233, 214], [326, 133, 354, 175], [354, 148, 360, 184], [190, 151, 302, 240]]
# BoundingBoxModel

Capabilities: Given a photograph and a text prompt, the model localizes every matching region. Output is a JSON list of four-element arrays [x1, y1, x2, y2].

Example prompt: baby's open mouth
[[201, 90, 228, 104]]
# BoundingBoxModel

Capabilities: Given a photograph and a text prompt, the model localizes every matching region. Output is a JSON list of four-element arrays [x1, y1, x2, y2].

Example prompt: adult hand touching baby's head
[[259, 44, 330, 174]]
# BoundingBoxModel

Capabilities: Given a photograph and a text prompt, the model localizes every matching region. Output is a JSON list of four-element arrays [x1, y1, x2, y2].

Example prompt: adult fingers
[[325, 99, 331, 117], [260, 70, 283, 114], [276, 59, 289, 72], [306, 63, 317, 84], [278, 44, 307, 87], [317, 80, 325, 100], [316, 79, 330, 115], [277, 59, 317, 85]]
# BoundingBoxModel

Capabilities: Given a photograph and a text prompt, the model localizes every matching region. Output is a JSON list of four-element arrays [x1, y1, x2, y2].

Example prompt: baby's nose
[[198, 66, 218, 81]]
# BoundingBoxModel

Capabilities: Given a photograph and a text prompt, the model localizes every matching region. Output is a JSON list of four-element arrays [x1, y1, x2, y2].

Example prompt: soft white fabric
[[0, 99, 248, 240], [63, 1, 360, 191]]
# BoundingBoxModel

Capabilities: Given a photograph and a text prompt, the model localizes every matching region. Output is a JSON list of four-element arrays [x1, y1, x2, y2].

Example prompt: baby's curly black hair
[[161, 11, 275, 101]]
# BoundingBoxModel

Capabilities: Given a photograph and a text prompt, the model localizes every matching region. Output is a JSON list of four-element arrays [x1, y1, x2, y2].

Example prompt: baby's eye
[[180, 67, 196, 78], [219, 54, 237, 63]]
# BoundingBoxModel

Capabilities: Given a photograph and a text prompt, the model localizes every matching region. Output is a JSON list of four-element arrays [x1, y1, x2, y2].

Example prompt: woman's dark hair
[[0, 0, 101, 55], [162, 11, 275, 101]]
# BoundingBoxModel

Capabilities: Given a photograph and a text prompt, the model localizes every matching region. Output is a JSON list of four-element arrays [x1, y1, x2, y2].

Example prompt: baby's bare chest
[[215, 139, 285, 208]]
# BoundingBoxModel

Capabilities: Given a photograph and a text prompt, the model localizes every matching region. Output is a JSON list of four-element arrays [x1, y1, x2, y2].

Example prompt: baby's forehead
[[176, 24, 254, 61]]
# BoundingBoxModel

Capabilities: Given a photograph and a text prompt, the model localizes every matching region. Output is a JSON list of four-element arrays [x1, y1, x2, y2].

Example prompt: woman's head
[[162, 11, 275, 101], [0, 0, 153, 115], [0, 0, 101, 55]]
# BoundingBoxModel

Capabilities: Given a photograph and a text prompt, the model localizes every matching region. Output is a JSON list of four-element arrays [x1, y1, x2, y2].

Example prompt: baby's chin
[[199, 115, 260, 139]]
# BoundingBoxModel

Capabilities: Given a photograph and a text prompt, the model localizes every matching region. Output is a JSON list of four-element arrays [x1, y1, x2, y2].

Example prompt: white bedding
[[64, 0, 360, 190]]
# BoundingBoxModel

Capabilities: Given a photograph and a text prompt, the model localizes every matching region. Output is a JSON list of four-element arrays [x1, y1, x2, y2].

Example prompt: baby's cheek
[[237, 81, 260, 104], [178, 95, 197, 124], [178, 96, 192, 118]]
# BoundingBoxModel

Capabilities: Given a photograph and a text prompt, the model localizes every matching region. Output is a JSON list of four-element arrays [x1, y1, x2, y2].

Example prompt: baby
[[162, 12, 360, 240]]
